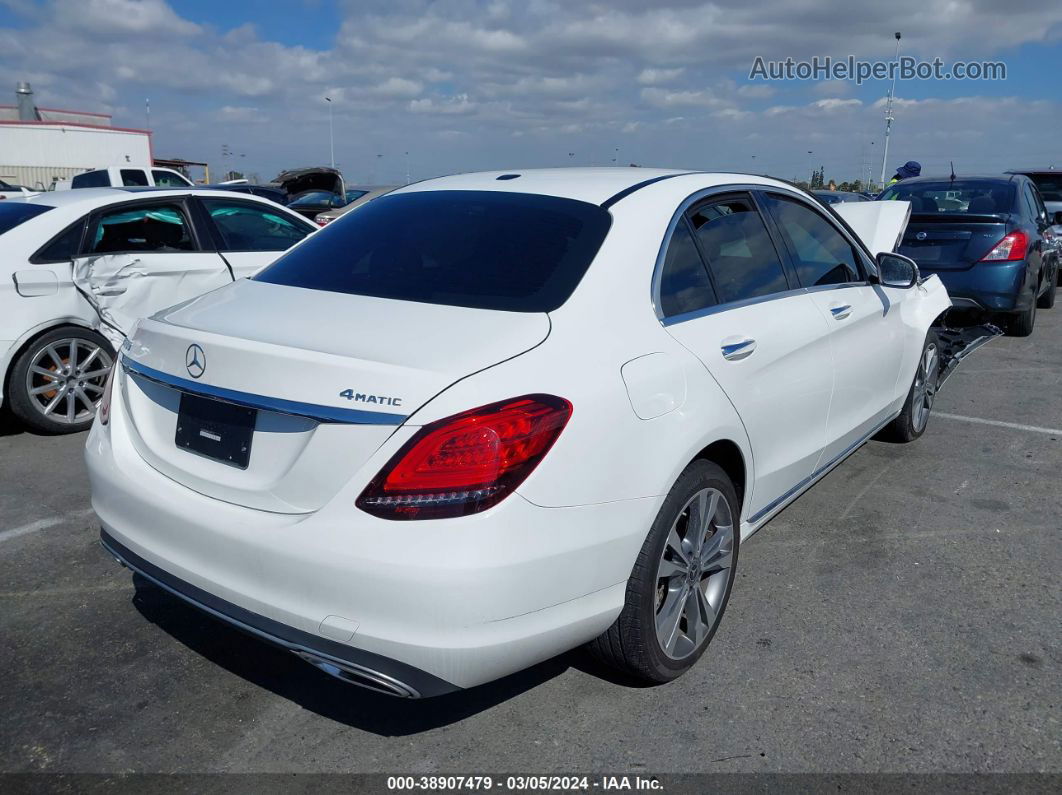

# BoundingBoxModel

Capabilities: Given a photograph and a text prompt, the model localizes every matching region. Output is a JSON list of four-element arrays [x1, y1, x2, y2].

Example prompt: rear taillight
[[98, 362, 117, 425], [980, 230, 1028, 262], [356, 395, 572, 520]]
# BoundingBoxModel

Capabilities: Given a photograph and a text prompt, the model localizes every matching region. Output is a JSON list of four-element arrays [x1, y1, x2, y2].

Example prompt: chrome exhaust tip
[[292, 650, 420, 698]]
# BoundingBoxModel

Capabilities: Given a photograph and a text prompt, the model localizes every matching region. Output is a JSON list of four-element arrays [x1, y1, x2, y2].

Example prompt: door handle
[[721, 338, 756, 361], [830, 304, 852, 320]]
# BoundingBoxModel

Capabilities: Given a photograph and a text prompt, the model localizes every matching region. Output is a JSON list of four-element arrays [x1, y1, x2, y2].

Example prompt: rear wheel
[[878, 331, 940, 443], [7, 326, 115, 434], [1008, 294, 1036, 336], [588, 460, 738, 683], [1037, 275, 1056, 309]]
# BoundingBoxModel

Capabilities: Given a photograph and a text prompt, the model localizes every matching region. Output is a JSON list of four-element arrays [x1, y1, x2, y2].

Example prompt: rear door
[[656, 191, 834, 519], [71, 198, 231, 342], [761, 191, 906, 462], [194, 196, 316, 278]]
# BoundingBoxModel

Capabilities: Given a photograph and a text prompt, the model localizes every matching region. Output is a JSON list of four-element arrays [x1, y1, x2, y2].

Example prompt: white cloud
[[637, 67, 685, 85]]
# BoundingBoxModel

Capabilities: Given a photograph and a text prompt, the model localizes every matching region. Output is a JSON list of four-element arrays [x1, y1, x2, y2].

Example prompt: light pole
[[325, 96, 334, 169], [404, 151, 410, 185], [879, 32, 901, 187]]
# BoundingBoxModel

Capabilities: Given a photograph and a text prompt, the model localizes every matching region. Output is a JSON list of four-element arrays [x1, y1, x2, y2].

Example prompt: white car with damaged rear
[[87, 168, 981, 698], [0, 187, 316, 433]]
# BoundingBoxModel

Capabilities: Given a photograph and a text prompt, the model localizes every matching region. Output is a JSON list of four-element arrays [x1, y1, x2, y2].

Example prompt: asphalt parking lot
[[1, 312, 1059, 776]]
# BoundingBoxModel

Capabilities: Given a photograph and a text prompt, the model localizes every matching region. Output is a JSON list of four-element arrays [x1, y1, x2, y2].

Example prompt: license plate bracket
[[175, 392, 256, 469]]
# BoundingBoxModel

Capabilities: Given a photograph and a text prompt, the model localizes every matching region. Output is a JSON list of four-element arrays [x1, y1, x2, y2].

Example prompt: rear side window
[[120, 169, 149, 187], [658, 218, 715, 318], [0, 202, 52, 236], [71, 170, 109, 188], [152, 169, 190, 187], [201, 199, 312, 251], [764, 194, 862, 287], [254, 191, 612, 312], [688, 197, 788, 304], [34, 219, 85, 261], [90, 203, 194, 253]]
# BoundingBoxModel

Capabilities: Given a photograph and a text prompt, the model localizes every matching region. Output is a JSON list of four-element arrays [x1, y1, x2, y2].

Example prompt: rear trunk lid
[[118, 278, 550, 513], [899, 214, 1011, 271], [270, 167, 344, 200]]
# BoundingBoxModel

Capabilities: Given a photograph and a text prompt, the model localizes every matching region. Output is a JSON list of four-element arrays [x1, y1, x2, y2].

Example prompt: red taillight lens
[[98, 362, 117, 425], [980, 230, 1028, 262], [356, 394, 572, 520]]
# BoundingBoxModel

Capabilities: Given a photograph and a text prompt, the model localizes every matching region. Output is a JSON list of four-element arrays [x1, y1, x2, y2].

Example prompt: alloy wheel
[[654, 487, 735, 660], [912, 343, 939, 432], [24, 338, 113, 426]]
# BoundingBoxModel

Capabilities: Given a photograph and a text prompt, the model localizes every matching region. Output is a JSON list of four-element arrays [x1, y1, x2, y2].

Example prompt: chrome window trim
[[651, 183, 880, 326], [122, 357, 407, 426]]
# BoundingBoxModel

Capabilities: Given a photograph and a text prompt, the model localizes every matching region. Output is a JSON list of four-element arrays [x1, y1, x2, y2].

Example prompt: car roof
[[9, 186, 286, 209], [893, 174, 1019, 185], [393, 167, 795, 205]]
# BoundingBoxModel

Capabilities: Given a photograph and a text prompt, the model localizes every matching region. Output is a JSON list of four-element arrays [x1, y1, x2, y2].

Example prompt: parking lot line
[[0, 508, 95, 545], [934, 412, 1062, 437]]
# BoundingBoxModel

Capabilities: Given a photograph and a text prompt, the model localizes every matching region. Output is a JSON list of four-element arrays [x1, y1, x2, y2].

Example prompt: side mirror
[[876, 252, 920, 288]]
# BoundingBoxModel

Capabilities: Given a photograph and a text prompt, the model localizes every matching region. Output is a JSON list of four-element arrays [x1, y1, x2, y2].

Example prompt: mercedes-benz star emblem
[[916, 231, 927, 240], [185, 344, 206, 379]]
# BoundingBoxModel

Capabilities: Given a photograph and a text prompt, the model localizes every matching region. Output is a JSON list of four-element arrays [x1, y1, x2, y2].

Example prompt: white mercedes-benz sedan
[[87, 168, 983, 698]]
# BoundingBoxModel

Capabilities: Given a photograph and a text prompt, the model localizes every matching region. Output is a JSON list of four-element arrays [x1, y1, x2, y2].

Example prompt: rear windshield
[[254, 190, 612, 312], [1025, 173, 1062, 202], [880, 180, 1016, 215], [0, 202, 52, 236]]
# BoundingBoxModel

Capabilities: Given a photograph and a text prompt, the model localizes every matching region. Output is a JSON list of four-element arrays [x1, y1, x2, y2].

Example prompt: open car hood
[[270, 167, 344, 198], [833, 200, 911, 255]]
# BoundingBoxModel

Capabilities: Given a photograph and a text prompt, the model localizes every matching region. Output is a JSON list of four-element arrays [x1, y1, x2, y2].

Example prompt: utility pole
[[325, 96, 334, 169], [145, 98, 151, 132], [879, 32, 901, 187]]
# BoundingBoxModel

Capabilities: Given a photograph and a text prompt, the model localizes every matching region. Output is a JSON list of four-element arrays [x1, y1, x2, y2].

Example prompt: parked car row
[[77, 167, 1000, 698]]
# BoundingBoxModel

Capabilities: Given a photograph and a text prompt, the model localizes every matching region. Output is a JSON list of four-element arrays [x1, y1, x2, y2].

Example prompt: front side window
[[120, 169, 149, 187], [658, 218, 715, 318], [765, 194, 862, 287], [201, 199, 313, 251], [255, 190, 612, 312], [687, 196, 788, 304], [89, 203, 194, 254]]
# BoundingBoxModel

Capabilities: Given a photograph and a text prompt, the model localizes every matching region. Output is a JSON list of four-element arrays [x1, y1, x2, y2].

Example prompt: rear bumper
[[100, 529, 455, 697], [921, 260, 1030, 312], [85, 387, 653, 693]]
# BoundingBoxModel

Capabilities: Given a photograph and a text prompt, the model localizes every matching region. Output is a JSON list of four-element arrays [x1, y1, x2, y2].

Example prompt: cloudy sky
[[1, 0, 1060, 185]]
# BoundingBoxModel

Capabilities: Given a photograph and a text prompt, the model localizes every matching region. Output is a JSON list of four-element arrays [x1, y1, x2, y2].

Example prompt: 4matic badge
[[339, 389, 403, 407]]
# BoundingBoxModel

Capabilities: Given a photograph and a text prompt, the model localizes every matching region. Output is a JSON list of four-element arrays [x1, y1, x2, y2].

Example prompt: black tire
[[877, 331, 940, 443], [7, 326, 115, 434], [1008, 294, 1036, 336], [588, 459, 739, 684], [1037, 276, 1056, 309]]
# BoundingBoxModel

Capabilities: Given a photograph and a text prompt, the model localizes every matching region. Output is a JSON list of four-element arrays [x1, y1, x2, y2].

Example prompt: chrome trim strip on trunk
[[122, 358, 407, 425]]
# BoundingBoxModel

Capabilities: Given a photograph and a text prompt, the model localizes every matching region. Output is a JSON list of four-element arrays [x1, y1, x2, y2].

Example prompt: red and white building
[[1, 82, 152, 190]]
